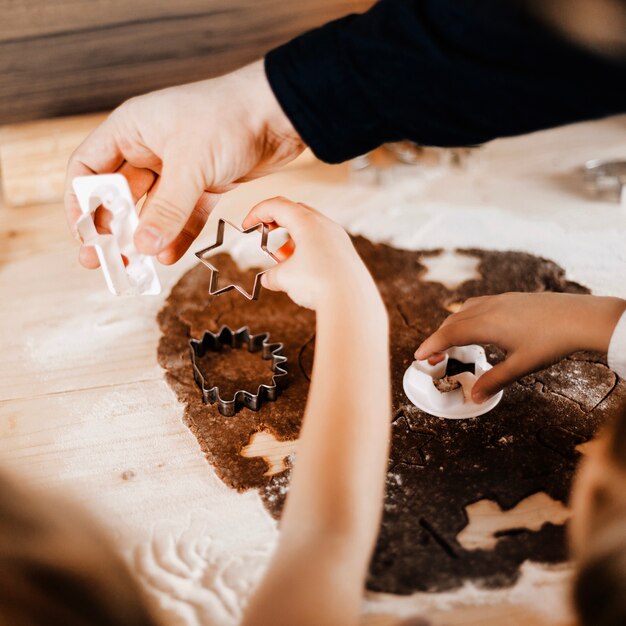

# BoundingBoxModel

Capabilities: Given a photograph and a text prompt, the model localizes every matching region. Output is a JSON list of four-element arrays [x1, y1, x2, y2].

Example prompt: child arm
[[416, 292, 626, 403], [608, 308, 626, 379], [240, 199, 391, 626]]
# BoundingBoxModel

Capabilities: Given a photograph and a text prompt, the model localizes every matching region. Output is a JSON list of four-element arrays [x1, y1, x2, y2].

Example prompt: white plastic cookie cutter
[[72, 174, 161, 295], [403, 345, 503, 419]]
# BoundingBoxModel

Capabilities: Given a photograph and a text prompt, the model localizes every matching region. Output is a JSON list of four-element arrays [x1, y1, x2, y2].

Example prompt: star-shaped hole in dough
[[420, 250, 481, 290], [241, 430, 299, 476], [195, 219, 278, 300]]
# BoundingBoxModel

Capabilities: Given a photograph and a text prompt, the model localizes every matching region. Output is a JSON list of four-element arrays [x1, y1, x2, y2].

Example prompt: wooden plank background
[[0, 0, 373, 124]]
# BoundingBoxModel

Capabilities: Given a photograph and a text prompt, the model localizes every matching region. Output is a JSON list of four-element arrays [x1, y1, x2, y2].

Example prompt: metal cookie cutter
[[195, 219, 278, 300], [403, 345, 503, 419], [582, 159, 626, 205], [72, 174, 161, 295], [189, 326, 288, 417]]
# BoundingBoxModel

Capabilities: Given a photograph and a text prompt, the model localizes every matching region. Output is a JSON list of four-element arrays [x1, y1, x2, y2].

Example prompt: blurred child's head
[[570, 413, 626, 626], [0, 472, 159, 626], [524, 0, 626, 57]]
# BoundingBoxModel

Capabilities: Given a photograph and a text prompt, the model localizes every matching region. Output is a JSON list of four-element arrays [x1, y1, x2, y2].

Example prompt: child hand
[[414, 292, 626, 403], [242, 197, 378, 310]]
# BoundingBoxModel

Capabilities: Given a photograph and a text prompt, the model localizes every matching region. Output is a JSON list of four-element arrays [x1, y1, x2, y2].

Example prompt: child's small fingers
[[427, 352, 446, 365], [274, 237, 295, 262], [414, 325, 459, 360], [261, 221, 281, 233], [459, 296, 486, 312], [439, 305, 483, 328], [439, 312, 459, 328], [472, 355, 522, 403], [157, 192, 219, 265], [64, 115, 125, 236], [242, 197, 306, 236], [79, 245, 100, 269]]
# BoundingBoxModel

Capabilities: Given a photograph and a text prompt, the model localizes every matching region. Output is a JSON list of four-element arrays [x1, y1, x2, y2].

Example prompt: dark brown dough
[[194, 343, 277, 399], [157, 239, 626, 594]]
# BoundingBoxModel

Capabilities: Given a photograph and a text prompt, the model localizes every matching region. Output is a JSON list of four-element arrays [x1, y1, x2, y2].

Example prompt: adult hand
[[415, 292, 626, 403], [65, 60, 305, 267]]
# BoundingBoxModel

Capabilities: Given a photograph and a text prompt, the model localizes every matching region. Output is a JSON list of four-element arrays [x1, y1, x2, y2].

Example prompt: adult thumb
[[135, 163, 203, 255]]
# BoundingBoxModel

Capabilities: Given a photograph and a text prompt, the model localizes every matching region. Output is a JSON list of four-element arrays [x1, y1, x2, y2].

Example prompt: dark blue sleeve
[[265, 0, 626, 163]]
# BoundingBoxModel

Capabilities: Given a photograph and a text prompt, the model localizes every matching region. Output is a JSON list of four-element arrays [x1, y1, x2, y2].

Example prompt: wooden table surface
[[0, 0, 374, 124], [2, 113, 626, 625]]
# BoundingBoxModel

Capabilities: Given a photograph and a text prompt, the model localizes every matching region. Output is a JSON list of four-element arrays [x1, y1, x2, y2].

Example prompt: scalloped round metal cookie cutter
[[403, 345, 503, 419], [189, 326, 288, 417]]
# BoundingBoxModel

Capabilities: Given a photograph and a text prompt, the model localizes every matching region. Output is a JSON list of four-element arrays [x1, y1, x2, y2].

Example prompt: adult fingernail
[[135, 227, 164, 255]]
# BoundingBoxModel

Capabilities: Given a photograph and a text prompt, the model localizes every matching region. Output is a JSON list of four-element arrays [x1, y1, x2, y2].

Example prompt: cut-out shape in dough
[[241, 430, 299, 476], [420, 251, 480, 290], [537, 425, 587, 461], [445, 358, 476, 377], [457, 492, 571, 551], [521, 359, 616, 413]]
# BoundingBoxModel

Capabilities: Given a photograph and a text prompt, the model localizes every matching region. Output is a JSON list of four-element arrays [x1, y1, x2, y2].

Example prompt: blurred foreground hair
[[573, 411, 626, 626], [0, 472, 159, 626]]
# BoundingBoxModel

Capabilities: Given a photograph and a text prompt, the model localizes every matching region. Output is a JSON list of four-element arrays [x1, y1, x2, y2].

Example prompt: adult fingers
[[458, 296, 486, 312], [134, 158, 204, 255], [439, 298, 490, 328], [414, 322, 465, 360], [156, 192, 221, 265], [472, 354, 525, 403], [65, 115, 126, 239], [78, 246, 101, 269], [77, 162, 157, 269], [119, 162, 157, 201], [273, 236, 295, 262]]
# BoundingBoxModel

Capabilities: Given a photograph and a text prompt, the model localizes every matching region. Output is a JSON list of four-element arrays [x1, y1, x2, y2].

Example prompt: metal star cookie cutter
[[194, 219, 278, 300], [189, 326, 288, 417], [583, 159, 626, 204]]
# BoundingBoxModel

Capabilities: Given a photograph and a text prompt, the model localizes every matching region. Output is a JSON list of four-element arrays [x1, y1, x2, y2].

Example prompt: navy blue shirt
[[265, 0, 626, 163]]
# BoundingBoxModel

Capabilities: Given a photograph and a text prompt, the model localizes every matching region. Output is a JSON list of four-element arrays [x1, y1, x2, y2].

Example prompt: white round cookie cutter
[[403, 345, 503, 419]]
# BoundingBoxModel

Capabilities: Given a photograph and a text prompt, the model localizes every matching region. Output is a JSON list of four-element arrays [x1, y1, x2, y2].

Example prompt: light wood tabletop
[[3, 112, 626, 625]]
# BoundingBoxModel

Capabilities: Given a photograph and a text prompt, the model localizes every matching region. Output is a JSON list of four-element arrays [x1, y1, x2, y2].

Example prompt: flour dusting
[[133, 510, 276, 626]]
